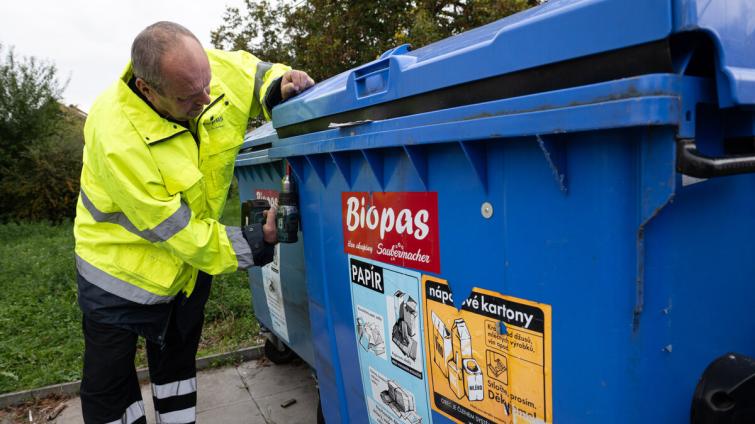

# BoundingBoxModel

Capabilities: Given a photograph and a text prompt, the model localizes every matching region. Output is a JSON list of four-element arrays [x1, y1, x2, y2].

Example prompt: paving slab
[[239, 359, 314, 399], [52, 358, 317, 423], [197, 400, 265, 424], [255, 384, 319, 424], [195, 367, 251, 412]]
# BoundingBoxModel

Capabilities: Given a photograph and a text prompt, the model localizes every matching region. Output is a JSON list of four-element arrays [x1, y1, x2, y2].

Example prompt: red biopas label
[[255, 189, 279, 208], [342, 192, 440, 273]]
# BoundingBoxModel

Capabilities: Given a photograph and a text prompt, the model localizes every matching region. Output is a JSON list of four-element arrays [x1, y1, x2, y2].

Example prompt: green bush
[[0, 45, 84, 222], [0, 129, 83, 222]]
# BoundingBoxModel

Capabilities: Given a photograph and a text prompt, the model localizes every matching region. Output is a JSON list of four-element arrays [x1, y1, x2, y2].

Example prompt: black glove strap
[[242, 224, 275, 267], [264, 77, 283, 112]]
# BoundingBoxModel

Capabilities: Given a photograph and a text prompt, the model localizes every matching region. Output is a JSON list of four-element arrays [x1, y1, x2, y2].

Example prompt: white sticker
[[262, 245, 289, 342], [349, 255, 432, 424]]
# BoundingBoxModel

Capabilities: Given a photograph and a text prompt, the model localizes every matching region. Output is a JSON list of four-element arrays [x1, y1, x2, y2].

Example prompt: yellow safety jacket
[[74, 49, 289, 304]]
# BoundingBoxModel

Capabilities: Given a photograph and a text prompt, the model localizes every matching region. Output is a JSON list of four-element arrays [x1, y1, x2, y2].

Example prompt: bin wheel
[[263, 338, 298, 364]]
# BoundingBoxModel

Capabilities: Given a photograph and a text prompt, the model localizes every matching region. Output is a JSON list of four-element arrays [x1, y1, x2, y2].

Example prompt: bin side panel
[[236, 160, 315, 367], [295, 116, 755, 423], [298, 168, 355, 423], [639, 171, 755, 422]]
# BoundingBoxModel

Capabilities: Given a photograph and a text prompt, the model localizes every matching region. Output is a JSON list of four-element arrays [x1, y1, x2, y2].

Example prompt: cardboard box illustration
[[431, 312, 452, 377], [447, 360, 466, 399], [451, 318, 472, 359], [392, 290, 419, 359], [463, 358, 484, 401], [380, 379, 422, 423], [432, 316, 486, 402]]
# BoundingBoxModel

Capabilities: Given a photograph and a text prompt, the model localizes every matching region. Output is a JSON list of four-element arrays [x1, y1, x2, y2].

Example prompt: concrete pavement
[[53, 359, 318, 423]]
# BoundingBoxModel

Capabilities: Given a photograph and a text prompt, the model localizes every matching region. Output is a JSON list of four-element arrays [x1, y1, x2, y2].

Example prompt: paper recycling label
[[350, 255, 433, 424], [422, 277, 552, 424]]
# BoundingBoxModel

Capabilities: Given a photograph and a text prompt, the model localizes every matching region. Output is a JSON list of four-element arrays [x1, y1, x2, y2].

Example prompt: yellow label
[[422, 276, 552, 424]]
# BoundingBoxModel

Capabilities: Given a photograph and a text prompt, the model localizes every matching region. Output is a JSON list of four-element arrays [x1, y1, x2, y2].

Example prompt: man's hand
[[263, 206, 277, 244], [281, 70, 315, 101]]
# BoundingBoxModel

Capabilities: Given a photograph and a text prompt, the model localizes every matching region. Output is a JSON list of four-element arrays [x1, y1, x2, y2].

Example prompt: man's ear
[[134, 78, 155, 100]]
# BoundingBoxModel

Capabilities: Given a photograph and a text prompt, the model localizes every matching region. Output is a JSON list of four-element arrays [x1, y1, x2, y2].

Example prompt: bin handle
[[677, 138, 755, 178]]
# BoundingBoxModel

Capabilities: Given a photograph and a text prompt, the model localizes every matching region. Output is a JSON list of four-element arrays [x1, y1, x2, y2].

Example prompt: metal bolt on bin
[[237, 0, 755, 422]]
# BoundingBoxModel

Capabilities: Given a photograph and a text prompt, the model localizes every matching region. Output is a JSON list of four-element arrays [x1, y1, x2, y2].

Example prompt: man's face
[[137, 36, 212, 122], [150, 75, 211, 121]]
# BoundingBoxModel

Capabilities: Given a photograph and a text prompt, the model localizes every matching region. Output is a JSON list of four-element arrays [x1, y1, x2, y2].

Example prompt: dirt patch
[[0, 394, 71, 423]]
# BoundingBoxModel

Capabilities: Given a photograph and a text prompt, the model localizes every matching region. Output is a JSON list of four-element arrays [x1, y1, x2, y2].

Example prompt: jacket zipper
[[195, 94, 226, 133], [192, 93, 226, 152]]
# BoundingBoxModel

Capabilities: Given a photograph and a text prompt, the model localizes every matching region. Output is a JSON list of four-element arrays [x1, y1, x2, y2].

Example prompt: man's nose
[[198, 89, 211, 106]]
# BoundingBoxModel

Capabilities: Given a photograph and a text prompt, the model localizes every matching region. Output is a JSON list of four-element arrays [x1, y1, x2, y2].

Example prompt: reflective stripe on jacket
[[74, 49, 290, 303]]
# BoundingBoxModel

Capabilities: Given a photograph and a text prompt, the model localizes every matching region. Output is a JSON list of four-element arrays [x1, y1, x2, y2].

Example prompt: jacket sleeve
[[207, 49, 290, 121], [96, 141, 254, 275]]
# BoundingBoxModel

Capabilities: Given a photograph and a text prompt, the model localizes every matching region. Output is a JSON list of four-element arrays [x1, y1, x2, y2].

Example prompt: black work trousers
[[79, 273, 212, 424]]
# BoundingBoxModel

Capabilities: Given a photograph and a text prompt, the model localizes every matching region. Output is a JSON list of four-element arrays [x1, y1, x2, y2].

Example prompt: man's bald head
[[131, 22, 212, 120], [131, 21, 203, 94]]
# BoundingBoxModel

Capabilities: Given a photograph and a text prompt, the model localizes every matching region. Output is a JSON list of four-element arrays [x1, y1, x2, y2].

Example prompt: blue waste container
[[264, 0, 755, 422], [234, 123, 314, 367]]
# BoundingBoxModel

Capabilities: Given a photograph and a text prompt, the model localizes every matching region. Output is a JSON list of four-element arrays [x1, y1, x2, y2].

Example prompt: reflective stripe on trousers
[[152, 377, 198, 423], [104, 400, 145, 424]]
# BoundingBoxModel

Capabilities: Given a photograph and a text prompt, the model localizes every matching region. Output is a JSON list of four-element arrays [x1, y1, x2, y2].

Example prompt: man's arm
[[207, 50, 314, 121], [94, 141, 271, 274]]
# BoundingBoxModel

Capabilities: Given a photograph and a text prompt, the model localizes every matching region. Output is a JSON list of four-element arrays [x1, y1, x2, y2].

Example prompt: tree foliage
[[0, 45, 63, 169], [212, 0, 539, 82], [0, 45, 83, 222]]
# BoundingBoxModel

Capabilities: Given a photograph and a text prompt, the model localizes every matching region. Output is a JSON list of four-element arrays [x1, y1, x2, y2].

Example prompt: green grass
[[0, 222, 82, 393], [0, 194, 259, 394]]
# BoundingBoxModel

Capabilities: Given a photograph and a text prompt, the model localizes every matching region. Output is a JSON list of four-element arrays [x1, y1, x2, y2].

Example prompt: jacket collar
[[117, 63, 188, 145]]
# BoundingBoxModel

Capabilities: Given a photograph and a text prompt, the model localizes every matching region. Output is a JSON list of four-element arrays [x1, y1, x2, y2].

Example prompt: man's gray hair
[[131, 21, 200, 93]]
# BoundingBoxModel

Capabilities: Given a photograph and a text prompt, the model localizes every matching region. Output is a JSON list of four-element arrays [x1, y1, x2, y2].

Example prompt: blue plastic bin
[[234, 123, 314, 367], [264, 0, 755, 422]]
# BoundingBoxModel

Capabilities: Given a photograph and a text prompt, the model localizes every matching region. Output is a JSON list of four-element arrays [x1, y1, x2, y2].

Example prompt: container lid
[[240, 122, 277, 150], [272, 0, 673, 136], [673, 0, 755, 108], [271, 0, 754, 138]]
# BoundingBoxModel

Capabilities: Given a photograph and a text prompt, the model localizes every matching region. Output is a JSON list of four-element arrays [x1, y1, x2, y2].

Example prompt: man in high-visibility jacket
[[73, 21, 314, 424]]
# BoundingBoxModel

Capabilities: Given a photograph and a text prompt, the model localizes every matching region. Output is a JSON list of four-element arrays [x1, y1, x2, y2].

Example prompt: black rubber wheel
[[263, 338, 298, 364]]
